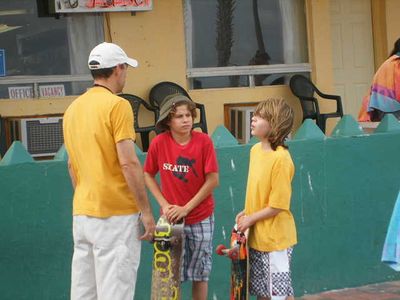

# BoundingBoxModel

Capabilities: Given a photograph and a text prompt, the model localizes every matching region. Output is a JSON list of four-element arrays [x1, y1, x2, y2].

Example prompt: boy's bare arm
[[235, 211, 245, 223], [167, 172, 219, 223], [116, 139, 155, 240], [237, 206, 282, 232], [144, 172, 171, 215]]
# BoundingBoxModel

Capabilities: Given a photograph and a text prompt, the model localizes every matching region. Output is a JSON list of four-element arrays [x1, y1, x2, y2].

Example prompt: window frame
[[187, 64, 312, 88], [0, 3, 103, 99], [183, 0, 311, 89]]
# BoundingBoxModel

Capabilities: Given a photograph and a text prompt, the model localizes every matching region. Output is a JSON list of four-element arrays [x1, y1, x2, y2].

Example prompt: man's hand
[[165, 205, 188, 224], [139, 211, 156, 241]]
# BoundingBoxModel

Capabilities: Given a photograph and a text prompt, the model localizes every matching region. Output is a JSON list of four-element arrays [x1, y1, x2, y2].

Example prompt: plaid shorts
[[249, 247, 294, 299], [181, 215, 214, 282]]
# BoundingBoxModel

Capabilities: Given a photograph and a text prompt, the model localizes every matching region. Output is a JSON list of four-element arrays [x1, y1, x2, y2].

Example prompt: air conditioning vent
[[20, 117, 63, 157]]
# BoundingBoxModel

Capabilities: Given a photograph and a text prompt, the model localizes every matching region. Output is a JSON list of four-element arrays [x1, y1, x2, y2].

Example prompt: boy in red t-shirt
[[144, 94, 219, 300]]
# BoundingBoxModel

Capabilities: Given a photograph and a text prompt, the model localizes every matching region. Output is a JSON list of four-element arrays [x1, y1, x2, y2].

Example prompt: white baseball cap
[[88, 42, 138, 70]]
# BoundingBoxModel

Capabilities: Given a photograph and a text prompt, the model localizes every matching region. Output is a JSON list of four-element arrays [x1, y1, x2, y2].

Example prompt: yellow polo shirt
[[244, 144, 297, 252], [63, 86, 139, 217]]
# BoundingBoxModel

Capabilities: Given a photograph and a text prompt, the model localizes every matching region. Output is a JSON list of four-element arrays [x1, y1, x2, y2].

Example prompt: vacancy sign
[[39, 85, 65, 98]]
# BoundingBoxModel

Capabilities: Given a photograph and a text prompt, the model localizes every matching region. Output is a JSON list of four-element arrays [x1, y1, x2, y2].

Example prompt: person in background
[[359, 38, 400, 121]]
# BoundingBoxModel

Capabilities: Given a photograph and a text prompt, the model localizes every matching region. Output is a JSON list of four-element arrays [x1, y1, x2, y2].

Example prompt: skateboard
[[151, 215, 184, 300], [216, 224, 249, 300]]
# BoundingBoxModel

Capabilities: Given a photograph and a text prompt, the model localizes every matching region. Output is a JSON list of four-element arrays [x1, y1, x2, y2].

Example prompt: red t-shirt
[[144, 131, 218, 225]]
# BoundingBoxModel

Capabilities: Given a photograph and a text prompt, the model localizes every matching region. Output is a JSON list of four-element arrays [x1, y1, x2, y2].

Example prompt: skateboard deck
[[216, 224, 249, 300], [151, 215, 184, 300]]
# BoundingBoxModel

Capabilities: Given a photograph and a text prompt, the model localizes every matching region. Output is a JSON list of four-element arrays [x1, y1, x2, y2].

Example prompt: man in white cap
[[63, 42, 156, 300]]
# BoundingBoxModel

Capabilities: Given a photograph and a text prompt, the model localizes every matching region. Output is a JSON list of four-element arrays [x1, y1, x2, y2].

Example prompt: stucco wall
[[4, 1, 399, 141], [0, 0, 336, 137]]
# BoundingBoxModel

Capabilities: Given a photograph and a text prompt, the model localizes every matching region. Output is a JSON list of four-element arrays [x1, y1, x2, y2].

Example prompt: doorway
[[330, 0, 375, 118]]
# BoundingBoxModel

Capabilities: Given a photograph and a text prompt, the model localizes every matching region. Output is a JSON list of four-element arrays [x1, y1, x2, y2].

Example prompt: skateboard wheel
[[215, 244, 227, 255], [228, 248, 239, 260]]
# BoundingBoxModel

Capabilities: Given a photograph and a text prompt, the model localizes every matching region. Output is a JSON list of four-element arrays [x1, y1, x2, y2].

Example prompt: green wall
[[1, 116, 400, 299]]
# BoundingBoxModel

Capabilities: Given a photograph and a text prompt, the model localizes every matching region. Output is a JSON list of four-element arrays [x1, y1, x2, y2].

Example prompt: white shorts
[[249, 247, 294, 300], [71, 214, 141, 300]]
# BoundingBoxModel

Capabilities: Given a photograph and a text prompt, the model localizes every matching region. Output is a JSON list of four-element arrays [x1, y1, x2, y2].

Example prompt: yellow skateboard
[[151, 215, 184, 300]]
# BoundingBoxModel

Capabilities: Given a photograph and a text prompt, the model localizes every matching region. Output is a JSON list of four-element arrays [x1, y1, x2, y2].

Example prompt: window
[[0, 0, 104, 99], [184, 0, 310, 89]]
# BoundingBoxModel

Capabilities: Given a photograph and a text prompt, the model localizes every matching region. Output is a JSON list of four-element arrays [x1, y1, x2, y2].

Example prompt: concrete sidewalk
[[296, 281, 400, 300]]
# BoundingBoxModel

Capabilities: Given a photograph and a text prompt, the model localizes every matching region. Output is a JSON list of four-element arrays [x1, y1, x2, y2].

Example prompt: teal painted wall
[[289, 133, 400, 295], [1, 118, 400, 299], [0, 161, 72, 299]]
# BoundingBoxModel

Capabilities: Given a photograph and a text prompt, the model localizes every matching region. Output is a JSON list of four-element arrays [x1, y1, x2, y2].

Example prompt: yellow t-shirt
[[244, 144, 297, 252], [63, 86, 139, 217]]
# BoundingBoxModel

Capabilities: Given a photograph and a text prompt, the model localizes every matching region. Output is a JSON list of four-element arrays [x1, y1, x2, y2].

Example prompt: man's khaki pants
[[71, 214, 141, 300]]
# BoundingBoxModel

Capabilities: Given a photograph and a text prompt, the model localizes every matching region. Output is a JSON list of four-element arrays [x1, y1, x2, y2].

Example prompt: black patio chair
[[289, 74, 343, 133], [149, 81, 208, 133], [118, 94, 158, 152]]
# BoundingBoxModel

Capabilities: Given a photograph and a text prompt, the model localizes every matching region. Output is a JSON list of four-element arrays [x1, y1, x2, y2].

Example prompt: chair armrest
[[299, 96, 318, 102], [316, 92, 341, 101], [195, 103, 205, 109], [314, 90, 343, 116], [314, 88, 341, 101]]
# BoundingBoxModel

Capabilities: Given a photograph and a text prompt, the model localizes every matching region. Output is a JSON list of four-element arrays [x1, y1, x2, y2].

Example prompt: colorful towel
[[382, 190, 400, 271], [358, 54, 400, 121]]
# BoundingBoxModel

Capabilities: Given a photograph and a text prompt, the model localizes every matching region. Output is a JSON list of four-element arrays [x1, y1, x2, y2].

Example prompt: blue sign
[[0, 49, 5, 77]]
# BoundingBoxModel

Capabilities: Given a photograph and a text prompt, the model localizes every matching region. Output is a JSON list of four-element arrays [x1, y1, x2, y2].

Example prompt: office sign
[[8, 86, 34, 99], [55, 0, 152, 13]]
